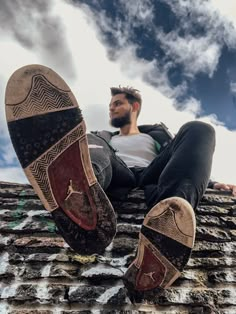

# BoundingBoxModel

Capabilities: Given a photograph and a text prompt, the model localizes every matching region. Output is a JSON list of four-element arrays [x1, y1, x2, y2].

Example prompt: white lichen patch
[[13, 216, 32, 230], [110, 254, 133, 267], [36, 282, 49, 301], [105, 242, 113, 252], [27, 209, 46, 217], [1, 283, 18, 299], [41, 263, 52, 278], [0, 252, 9, 275], [96, 285, 124, 304], [81, 264, 123, 278], [0, 302, 10, 314]]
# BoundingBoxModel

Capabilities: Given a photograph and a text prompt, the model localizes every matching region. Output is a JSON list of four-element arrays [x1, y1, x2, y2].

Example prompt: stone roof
[[0, 181, 236, 314]]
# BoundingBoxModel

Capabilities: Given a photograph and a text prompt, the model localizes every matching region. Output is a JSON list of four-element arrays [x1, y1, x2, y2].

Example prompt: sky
[[0, 0, 236, 184]]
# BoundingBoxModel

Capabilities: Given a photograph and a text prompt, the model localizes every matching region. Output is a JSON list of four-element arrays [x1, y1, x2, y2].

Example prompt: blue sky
[[0, 0, 236, 184]]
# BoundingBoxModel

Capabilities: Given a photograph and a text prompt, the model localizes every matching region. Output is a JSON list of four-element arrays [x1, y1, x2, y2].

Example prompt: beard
[[110, 110, 131, 128]]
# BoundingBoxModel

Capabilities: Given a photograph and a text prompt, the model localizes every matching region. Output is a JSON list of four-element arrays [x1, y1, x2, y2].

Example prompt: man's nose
[[109, 105, 115, 112]]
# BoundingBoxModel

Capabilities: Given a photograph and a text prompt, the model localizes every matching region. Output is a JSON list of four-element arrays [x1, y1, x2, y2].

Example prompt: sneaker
[[124, 197, 196, 291], [5, 64, 116, 255]]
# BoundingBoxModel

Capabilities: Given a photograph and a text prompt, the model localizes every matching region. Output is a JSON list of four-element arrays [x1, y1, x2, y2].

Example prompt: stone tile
[[116, 223, 141, 236], [220, 216, 236, 229], [112, 237, 138, 254], [13, 237, 66, 248], [187, 257, 236, 268], [201, 194, 235, 206], [193, 240, 236, 256], [208, 270, 236, 283], [80, 264, 124, 279], [68, 284, 129, 305], [196, 226, 231, 242], [196, 215, 222, 227], [196, 205, 230, 215]]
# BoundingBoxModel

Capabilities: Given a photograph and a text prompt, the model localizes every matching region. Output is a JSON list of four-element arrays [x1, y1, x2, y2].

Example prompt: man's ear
[[132, 102, 140, 113]]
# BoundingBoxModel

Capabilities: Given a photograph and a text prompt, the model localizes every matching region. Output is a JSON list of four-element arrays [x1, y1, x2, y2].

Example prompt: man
[[5, 65, 236, 292]]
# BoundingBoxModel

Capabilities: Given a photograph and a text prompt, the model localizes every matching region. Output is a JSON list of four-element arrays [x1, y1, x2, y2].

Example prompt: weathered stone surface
[[22, 263, 78, 280], [219, 309, 236, 314], [196, 215, 222, 227], [0, 252, 18, 279], [118, 213, 145, 224], [196, 205, 230, 215], [208, 270, 236, 283], [80, 264, 124, 279], [193, 240, 236, 256], [116, 223, 141, 236], [187, 257, 236, 268], [220, 216, 236, 228], [180, 270, 208, 284], [0, 235, 15, 247], [69, 283, 129, 305], [230, 229, 236, 240], [68, 285, 106, 304], [11, 310, 53, 314], [196, 226, 231, 242], [35, 284, 66, 304], [25, 253, 70, 263], [13, 237, 66, 248], [217, 288, 236, 305], [113, 201, 148, 213], [231, 205, 236, 216], [112, 237, 138, 254], [1, 182, 236, 313], [201, 194, 235, 205]]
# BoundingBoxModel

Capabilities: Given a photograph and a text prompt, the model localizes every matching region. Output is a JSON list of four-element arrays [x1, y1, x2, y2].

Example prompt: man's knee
[[181, 121, 215, 141]]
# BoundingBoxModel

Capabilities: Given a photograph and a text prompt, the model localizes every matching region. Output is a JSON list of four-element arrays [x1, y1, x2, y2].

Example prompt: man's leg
[[87, 133, 136, 192], [5, 64, 117, 255], [125, 121, 215, 291], [141, 121, 215, 209]]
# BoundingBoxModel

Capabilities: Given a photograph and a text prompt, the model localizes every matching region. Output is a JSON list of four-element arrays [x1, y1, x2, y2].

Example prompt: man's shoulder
[[138, 123, 173, 150], [139, 123, 172, 136], [90, 129, 118, 142]]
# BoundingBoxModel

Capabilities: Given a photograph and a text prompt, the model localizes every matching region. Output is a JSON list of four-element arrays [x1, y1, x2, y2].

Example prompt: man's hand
[[213, 182, 236, 196]]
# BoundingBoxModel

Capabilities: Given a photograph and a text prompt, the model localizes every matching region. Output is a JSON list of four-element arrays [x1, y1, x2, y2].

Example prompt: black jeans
[[87, 121, 215, 210]]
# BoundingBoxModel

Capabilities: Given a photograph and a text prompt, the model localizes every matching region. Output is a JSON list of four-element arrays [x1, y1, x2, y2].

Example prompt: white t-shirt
[[110, 133, 157, 168]]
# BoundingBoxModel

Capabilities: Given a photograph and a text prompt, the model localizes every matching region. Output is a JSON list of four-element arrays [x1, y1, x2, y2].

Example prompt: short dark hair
[[110, 86, 142, 116]]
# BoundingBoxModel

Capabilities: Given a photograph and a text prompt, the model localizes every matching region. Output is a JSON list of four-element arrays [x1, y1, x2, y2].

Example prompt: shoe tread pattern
[[141, 225, 191, 270], [145, 208, 194, 247], [25, 123, 85, 211], [52, 182, 116, 255], [8, 108, 82, 168], [8, 75, 74, 120]]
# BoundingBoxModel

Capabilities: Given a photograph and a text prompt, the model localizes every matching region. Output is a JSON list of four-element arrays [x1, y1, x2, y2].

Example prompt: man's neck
[[119, 123, 140, 136]]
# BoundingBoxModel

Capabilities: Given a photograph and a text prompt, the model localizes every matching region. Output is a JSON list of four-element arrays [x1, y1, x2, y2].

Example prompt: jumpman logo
[[67, 179, 75, 195], [144, 271, 156, 282], [65, 179, 83, 201]]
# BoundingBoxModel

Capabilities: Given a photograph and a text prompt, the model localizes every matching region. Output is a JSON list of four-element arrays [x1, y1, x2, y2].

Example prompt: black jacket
[[92, 123, 216, 189]]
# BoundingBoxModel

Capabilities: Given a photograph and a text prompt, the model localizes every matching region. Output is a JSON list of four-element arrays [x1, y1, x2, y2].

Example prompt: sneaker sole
[[5, 64, 116, 254], [124, 197, 196, 291]]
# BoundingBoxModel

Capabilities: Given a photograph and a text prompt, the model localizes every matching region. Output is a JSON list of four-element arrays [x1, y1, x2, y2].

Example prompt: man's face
[[109, 93, 133, 128]]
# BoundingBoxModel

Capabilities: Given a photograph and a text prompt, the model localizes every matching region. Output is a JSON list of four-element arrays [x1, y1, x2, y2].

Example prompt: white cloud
[[211, 126, 236, 184], [0, 167, 28, 184], [1, 143, 18, 165], [163, 0, 236, 76], [230, 82, 236, 94], [119, 0, 154, 24], [157, 31, 221, 78], [0, 0, 235, 186], [210, 0, 236, 29]]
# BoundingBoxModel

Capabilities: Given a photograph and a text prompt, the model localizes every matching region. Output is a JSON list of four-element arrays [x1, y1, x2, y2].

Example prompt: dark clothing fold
[[88, 121, 215, 210]]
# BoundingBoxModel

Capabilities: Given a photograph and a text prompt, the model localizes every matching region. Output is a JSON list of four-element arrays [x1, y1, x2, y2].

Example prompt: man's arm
[[212, 182, 236, 196], [208, 180, 236, 196]]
